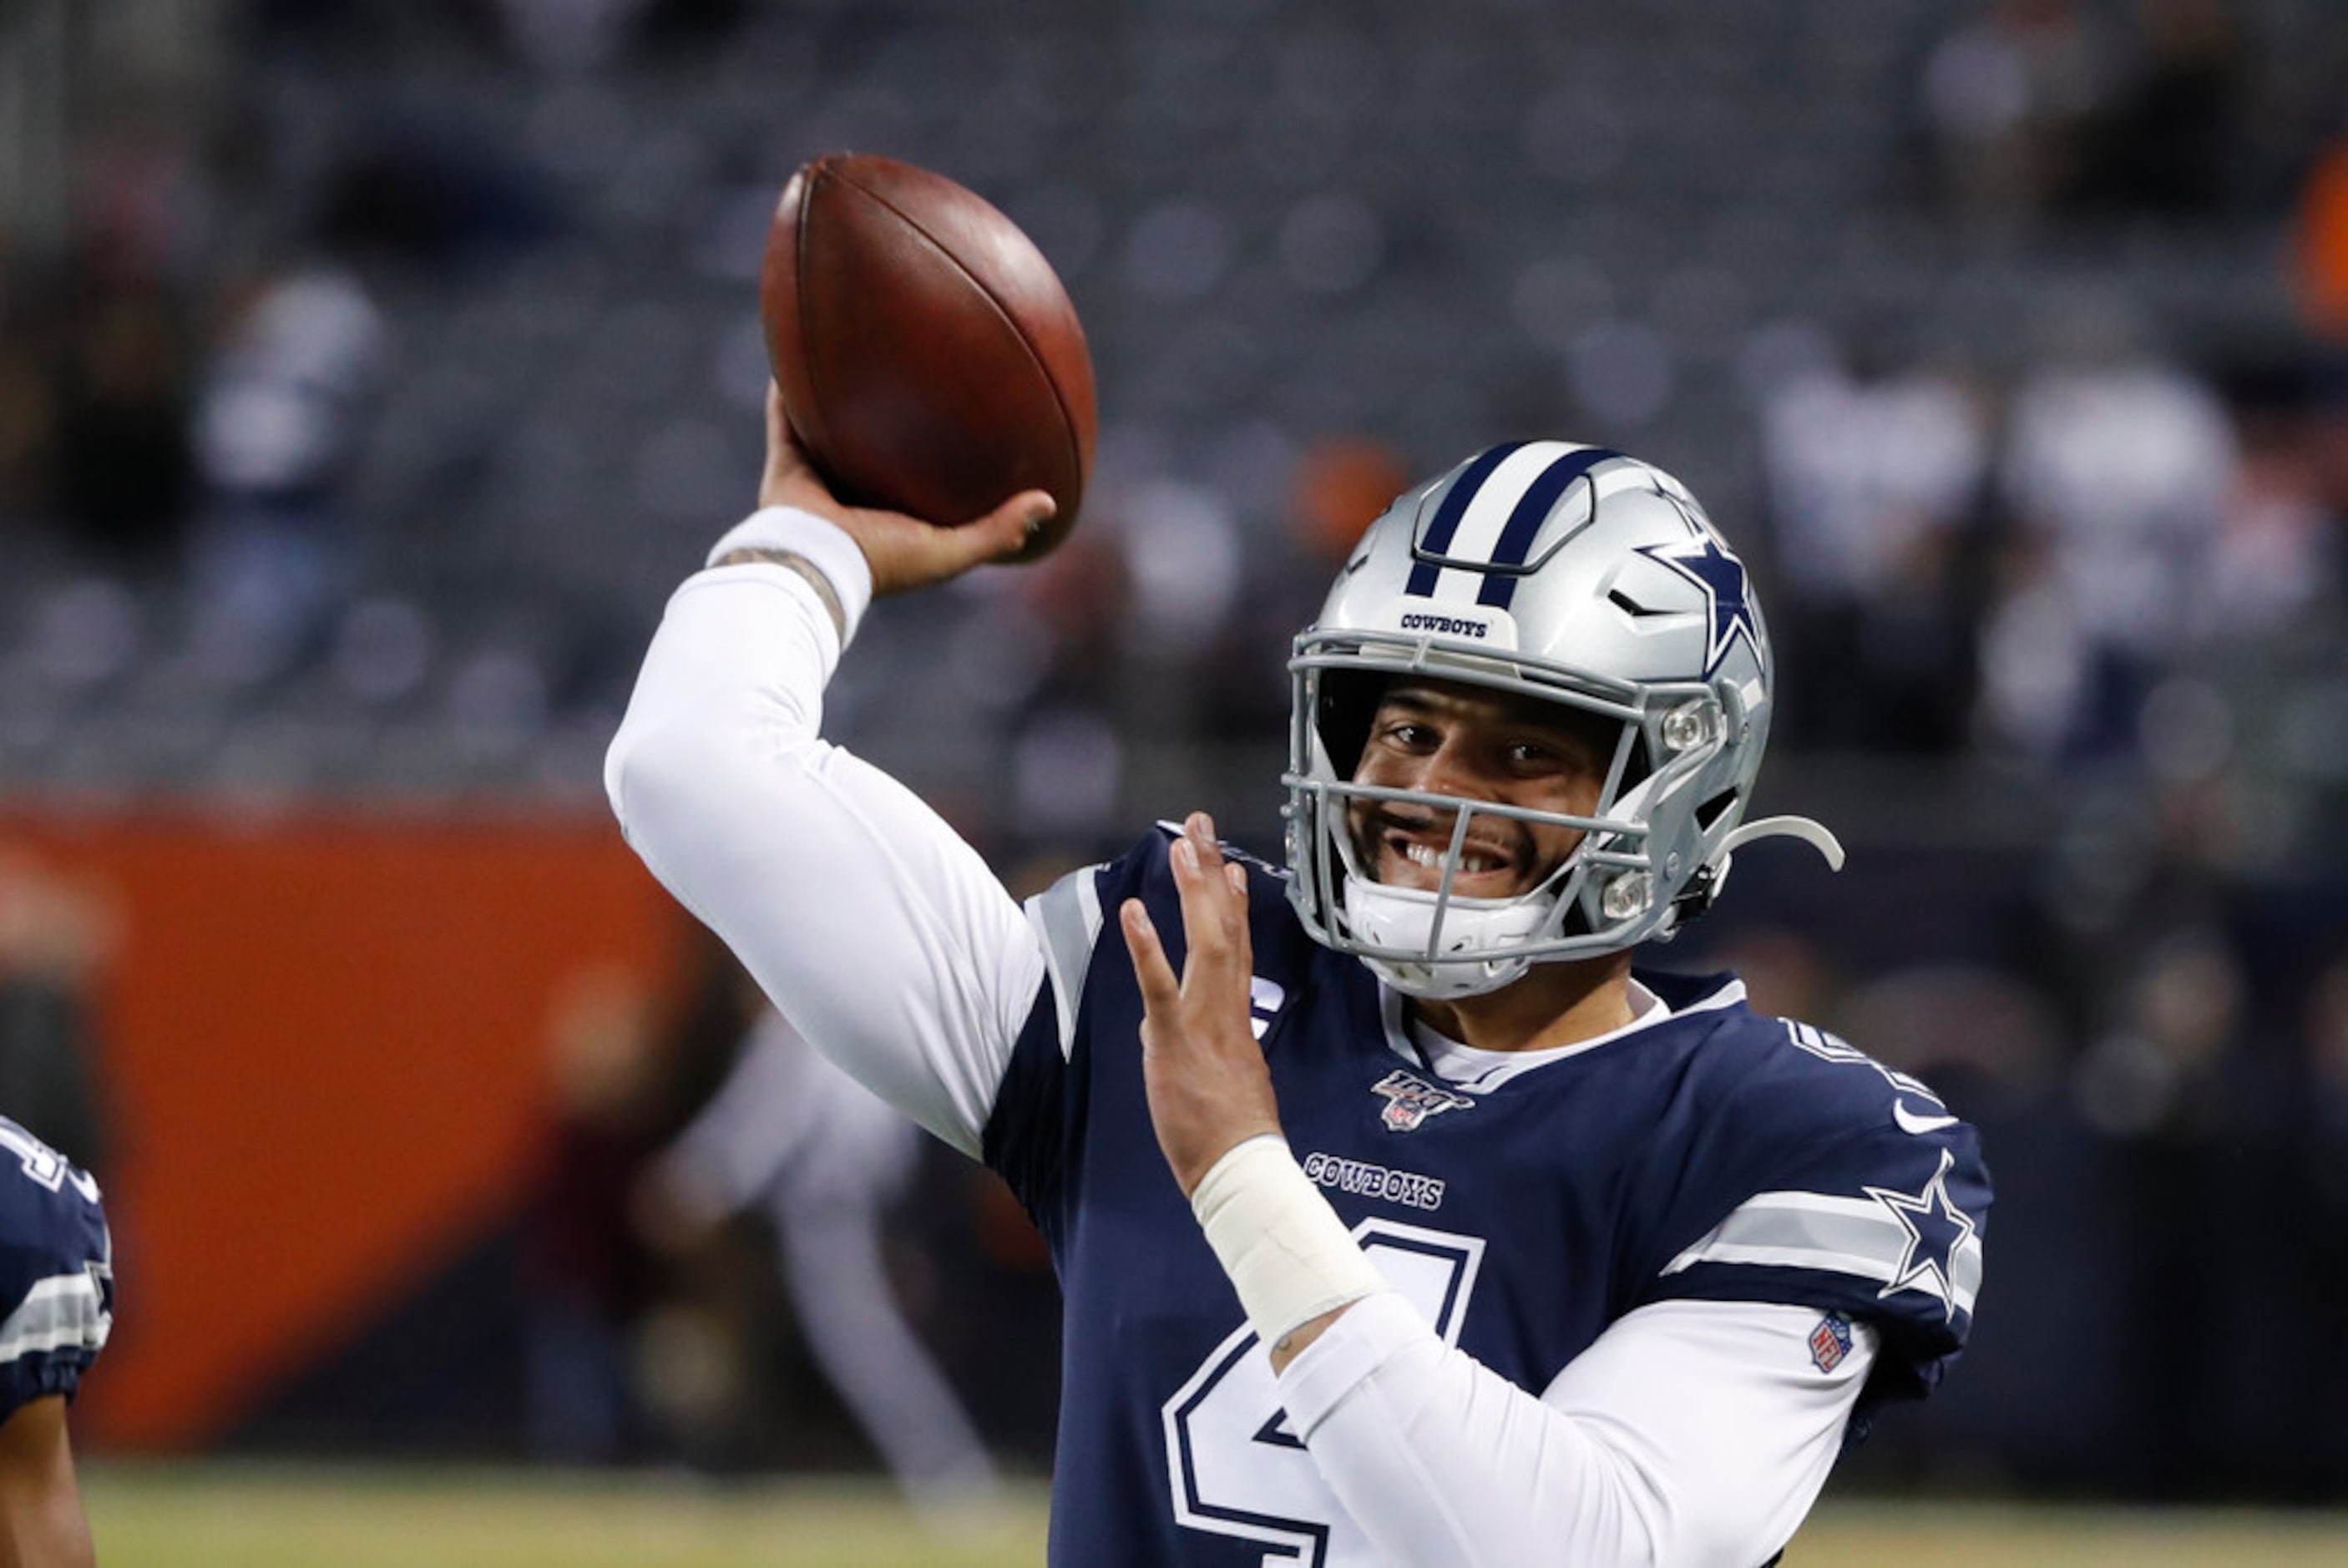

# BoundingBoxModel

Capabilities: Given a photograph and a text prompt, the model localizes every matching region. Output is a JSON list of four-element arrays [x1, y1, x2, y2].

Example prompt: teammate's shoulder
[[0, 1116, 110, 1313], [0, 1117, 114, 1420], [0, 1118, 107, 1232]]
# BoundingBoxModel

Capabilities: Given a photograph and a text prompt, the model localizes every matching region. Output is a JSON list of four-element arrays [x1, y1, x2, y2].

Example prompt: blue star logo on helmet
[[1636, 534, 1759, 676]]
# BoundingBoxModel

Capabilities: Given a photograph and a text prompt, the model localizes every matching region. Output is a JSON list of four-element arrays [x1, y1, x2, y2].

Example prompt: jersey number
[[0, 1121, 98, 1204], [1161, 1219, 1485, 1567]]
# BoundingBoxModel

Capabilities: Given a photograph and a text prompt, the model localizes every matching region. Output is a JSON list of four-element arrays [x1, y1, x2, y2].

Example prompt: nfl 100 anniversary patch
[[1371, 1069, 1475, 1131]]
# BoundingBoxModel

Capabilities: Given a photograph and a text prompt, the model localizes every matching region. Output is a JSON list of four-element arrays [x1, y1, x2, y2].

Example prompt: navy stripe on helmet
[[1477, 447, 1621, 609], [1404, 442, 1529, 598]]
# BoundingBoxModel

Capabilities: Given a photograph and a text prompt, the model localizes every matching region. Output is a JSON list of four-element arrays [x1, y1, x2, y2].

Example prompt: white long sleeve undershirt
[[606, 508, 1878, 1567]]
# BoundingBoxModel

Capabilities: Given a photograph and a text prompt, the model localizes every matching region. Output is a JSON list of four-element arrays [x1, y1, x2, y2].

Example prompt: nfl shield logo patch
[[1809, 1313, 1853, 1373], [1371, 1070, 1475, 1133]]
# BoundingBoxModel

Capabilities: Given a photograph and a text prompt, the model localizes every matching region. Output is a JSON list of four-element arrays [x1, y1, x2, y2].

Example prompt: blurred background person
[[1910, 0, 2118, 219], [42, 245, 195, 581], [183, 251, 387, 689], [1976, 298, 2239, 762], [519, 964, 669, 1467], [2071, 0, 2252, 223], [636, 1000, 1003, 1525], [1753, 322, 1993, 755]]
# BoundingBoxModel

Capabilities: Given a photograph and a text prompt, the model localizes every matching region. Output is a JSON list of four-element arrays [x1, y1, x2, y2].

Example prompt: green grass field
[[83, 1463, 2348, 1567]]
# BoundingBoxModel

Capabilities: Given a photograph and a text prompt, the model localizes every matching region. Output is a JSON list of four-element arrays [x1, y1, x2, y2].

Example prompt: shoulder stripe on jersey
[[1025, 862, 1106, 1063], [1678, 977, 1748, 1015], [0, 1273, 109, 1366], [1661, 1186, 1983, 1319]]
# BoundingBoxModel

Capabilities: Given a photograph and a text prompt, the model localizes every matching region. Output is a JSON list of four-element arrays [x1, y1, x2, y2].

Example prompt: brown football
[[762, 152, 1097, 561]]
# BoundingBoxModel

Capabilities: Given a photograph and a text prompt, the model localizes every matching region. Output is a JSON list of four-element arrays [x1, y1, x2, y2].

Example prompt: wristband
[[705, 507, 876, 648], [1192, 1135, 1387, 1347]]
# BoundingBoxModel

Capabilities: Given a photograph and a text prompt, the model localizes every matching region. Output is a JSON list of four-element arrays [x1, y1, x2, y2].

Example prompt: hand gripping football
[[762, 152, 1098, 562]]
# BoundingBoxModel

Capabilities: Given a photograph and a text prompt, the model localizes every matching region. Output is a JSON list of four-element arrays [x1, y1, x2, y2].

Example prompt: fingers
[[1126, 813, 1253, 1022], [1131, 820, 1281, 1199], [1170, 812, 1250, 979], [764, 380, 792, 453], [1121, 898, 1179, 1017], [1171, 811, 1240, 897], [1171, 811, 1250, 910], [855, 487, 1058, 596], [755, 381, 1055, 590], [892, 489, 1055, 582], [757, 382, 844, 517]]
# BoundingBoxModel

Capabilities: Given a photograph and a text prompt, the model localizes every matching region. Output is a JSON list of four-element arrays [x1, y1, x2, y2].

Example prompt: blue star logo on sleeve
[[1637, 533, 1760, 675], [1864, 1149, 1978, 1323]]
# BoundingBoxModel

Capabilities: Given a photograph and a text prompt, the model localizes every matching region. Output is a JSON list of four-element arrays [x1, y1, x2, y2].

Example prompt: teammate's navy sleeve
[[0, 1117, 113, 1419]]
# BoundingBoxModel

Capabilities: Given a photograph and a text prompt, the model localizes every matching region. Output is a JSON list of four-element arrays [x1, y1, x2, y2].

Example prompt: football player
[[0, 1115, 112, 1568], [641, 1005, 1001, 1516], [606, 387, 1991, 1566]]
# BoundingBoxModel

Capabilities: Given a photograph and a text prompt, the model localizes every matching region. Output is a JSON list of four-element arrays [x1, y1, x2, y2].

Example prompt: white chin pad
[[1343, 878, 1551, 998]]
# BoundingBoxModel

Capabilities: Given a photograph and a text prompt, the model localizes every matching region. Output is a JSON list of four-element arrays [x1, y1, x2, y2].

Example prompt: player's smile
[[1346, 679, 1609, 901], [1364, 803, 1536, 899]]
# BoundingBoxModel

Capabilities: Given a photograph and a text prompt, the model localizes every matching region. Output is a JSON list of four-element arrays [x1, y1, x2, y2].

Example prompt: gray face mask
[[1282, 442, 1840, 985]]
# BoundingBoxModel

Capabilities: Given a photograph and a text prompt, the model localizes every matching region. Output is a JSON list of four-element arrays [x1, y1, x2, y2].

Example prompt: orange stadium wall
[[0, 809, 690, 1451]]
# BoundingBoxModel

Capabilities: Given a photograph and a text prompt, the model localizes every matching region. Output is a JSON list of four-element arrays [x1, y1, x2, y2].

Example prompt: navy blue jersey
[[986, 829, 1990, 1567], [0, 1116, 112, 1421]]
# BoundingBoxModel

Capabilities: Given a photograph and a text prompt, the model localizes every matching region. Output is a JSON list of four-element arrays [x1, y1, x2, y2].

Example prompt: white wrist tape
[[1192, 1135, 1386, 1347], [704, 507, 877, 648]]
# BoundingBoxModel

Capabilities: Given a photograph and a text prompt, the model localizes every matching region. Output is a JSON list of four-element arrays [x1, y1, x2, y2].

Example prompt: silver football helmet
[[1283, 440, 1841, 999]]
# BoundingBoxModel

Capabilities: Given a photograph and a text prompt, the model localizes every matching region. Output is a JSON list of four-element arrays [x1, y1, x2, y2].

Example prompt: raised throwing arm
[[605, 389, 1058, 1154]]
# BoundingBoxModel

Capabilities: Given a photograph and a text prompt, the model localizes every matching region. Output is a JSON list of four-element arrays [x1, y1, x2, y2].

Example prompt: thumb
[[862, 488, 1061, 596], [963, 489, 1056, 565]]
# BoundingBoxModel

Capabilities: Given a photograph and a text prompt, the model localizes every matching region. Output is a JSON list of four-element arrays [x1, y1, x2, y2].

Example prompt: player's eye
[[1376, 718, 1439, 751]]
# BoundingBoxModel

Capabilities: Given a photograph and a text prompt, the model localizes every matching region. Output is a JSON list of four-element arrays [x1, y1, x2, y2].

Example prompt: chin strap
[[1720, 814, 1846, 872]]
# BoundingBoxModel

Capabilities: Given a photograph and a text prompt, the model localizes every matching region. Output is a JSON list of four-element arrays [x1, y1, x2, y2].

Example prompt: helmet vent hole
[[1608, 588, 1667, 618]]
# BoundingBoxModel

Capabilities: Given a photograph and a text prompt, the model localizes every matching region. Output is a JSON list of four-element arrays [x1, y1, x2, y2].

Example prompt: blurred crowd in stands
[[6, 0, 2348, 1506]]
